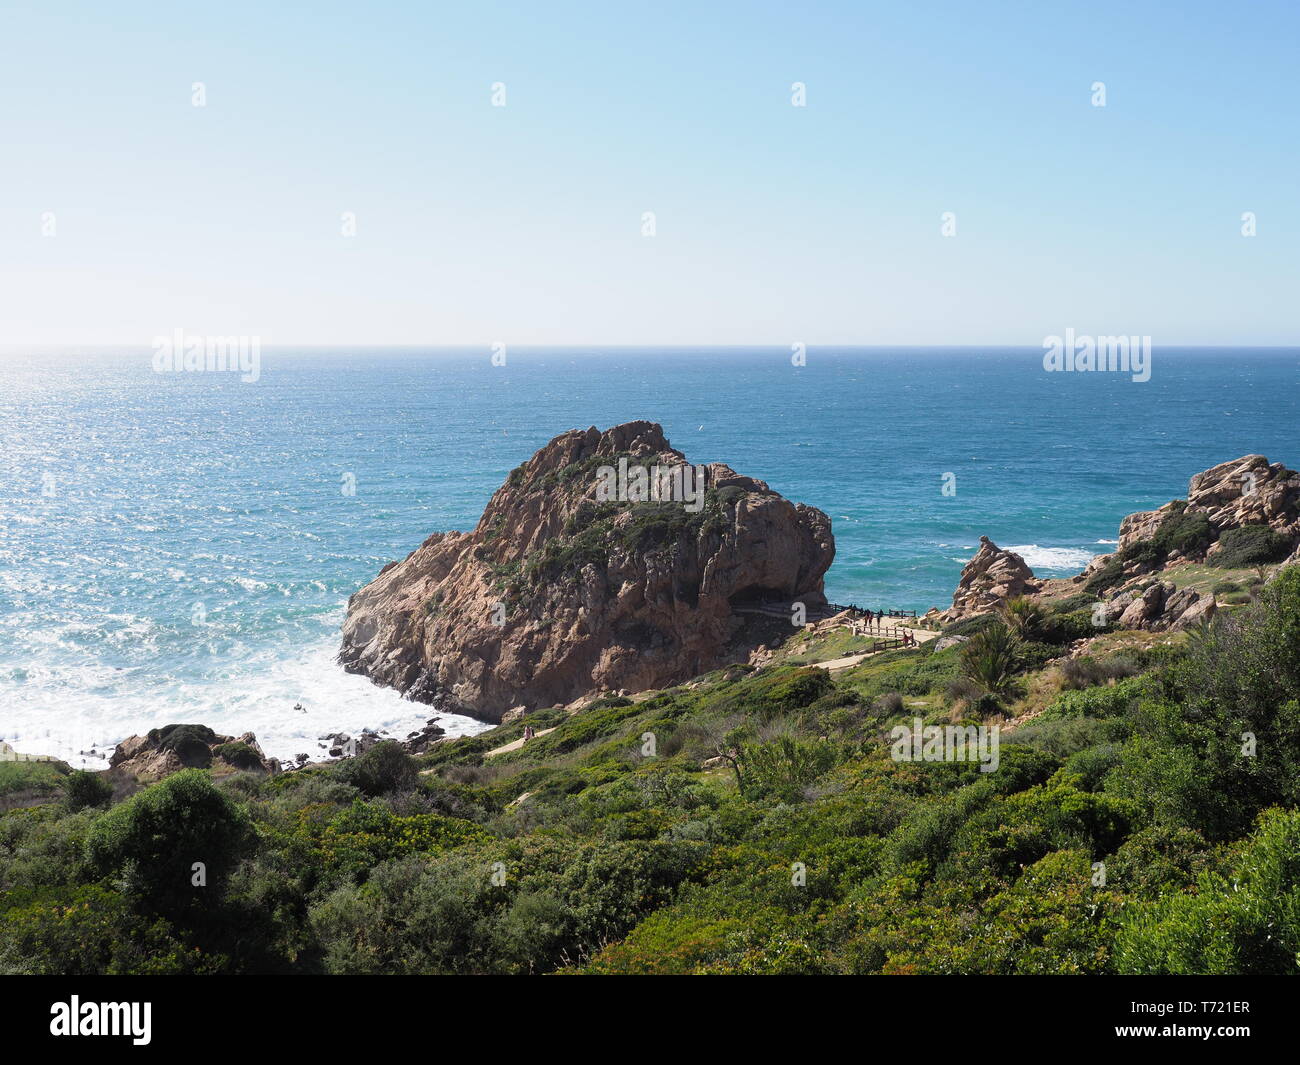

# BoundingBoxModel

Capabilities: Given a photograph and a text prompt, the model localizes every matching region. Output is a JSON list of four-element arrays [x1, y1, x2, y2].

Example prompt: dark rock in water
[[339, 421, 834, 721], [403, 718, 447, 755]]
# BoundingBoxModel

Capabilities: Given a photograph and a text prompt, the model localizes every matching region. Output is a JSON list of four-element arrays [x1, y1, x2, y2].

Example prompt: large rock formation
[[339, 421, 835, 721], [1080, 454, 1300, 589], [938, 537, 1040, 623]]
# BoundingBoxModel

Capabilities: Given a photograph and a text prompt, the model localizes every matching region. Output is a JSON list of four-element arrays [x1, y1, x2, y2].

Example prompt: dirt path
[[484, 727, 556, 758], [817, 625, 939, 672]]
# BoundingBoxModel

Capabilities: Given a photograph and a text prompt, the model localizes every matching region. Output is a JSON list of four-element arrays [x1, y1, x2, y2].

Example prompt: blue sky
[[1, 0, 1297, 345]]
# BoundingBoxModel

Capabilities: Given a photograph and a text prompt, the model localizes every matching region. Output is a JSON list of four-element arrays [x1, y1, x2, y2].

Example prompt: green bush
[[1113, 808, 1300, 974], [149, 724, 218, 768], [0, 884, 203, 975], [1040, 675, 1151, 722], [1209, 525, 1292, 568], [214, 742, 263, 771], [741, 735, 846, 801], [959, 622, 1022, 695], [62, 770, 113, 812], [85, 769, 253, 919], [334, 741, 418, 797], [0, 760, 68, 799]]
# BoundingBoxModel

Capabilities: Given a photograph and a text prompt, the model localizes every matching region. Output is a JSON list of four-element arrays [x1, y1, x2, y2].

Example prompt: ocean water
[[2, 347, 1297, 765]]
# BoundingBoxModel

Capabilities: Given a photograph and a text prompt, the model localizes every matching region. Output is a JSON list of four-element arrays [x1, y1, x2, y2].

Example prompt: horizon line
[[4, 343, 1300, 353]]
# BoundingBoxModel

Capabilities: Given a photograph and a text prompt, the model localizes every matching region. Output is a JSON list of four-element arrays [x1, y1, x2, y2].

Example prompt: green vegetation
[[6, 568, 1300, 974], [959, 621, 1022, 696], [0, 759, 68, 800], [62, 770, 113, 812], [1209, 525, 1292, 568]]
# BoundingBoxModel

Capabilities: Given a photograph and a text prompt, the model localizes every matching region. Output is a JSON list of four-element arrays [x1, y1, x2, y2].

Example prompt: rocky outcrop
[[944, 456, 1298, 633], [110, 725, 278, 780], [1116, 455, 1300, 563], [938, 537, 1041, 623], [1106, 581, 1216, 631], [339, 421, 835, 721]]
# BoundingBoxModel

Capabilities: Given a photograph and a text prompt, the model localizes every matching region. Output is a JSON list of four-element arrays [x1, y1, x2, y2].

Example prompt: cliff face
[[339, 421, 835, 721]]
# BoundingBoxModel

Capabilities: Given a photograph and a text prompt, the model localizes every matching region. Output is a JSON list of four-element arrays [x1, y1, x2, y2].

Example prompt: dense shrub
[[741, 735, 846, 801], [959, 622, 1021, 695], [1113, 808, 1300, 974], [1209, 525, 1292, 568], [85, 770, 253, 919], [1040, 675, 1151, 721], [149, 724, 219, 768], [62, 770, 113, 812], [214, 742, 264, 771], [334, 741, 419, 797], [0, 884, 203, 975]]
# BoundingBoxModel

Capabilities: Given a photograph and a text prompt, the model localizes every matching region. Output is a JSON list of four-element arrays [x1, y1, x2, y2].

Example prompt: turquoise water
[[2, 347, 1297, 763]]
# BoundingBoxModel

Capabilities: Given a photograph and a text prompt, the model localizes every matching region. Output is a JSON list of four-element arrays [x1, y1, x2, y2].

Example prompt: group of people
[[522, 724, 537, 742], [845, 605, 916, 646]]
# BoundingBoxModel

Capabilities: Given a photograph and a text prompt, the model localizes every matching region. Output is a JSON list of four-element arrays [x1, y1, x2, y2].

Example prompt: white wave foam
[[1005, 544, 1098, 571], [0, 638, 491, 768]]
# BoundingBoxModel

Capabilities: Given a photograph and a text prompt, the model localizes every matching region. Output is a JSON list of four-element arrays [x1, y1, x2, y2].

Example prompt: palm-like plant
[[959, 620, 1022, 696], [999, 596, 1046, 641]]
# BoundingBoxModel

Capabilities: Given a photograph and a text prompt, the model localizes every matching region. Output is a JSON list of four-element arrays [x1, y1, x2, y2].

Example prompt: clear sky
[[1, 0, 1297, 346]]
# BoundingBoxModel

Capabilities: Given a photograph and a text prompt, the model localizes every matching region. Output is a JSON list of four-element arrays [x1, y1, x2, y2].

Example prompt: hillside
[[4, 453, 1300, 975]]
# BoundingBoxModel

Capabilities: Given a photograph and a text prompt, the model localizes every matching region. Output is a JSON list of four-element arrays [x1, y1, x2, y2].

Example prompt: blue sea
[[2, 347, 1297, 765]]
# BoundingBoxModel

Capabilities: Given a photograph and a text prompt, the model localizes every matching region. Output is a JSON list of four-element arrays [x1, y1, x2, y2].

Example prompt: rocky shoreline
[[934, 453, 1300, 631], [18, 446, 1299, 781]]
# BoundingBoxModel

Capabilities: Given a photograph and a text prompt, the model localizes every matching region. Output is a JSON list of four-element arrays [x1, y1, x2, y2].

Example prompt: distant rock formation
[[1079, 454, 1300, 587], [1123, 455, 1299, 558], [939, 537, 1040, 624], [943, 455, 1300, 633], [110, 725, 277, 780], [339, 421, 835, 721]]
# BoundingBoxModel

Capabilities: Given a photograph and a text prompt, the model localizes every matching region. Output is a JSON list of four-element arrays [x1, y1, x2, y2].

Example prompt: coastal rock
[[1188, 455, 1300, 535], [938, 537, 1040, 624], [403, 719, 447, 755], [949, 456, 1296, 634], [1114, 581, 1215, 632], [110, 725, 277, 781], [339, 421, 835, 722], [1119, 455, 1300, 563]]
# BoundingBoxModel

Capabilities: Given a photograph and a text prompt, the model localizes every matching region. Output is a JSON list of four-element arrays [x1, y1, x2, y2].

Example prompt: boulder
[[937, 537, 1041, 624], [339, 421, 835, 721], [109, 725, 277, 781]]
